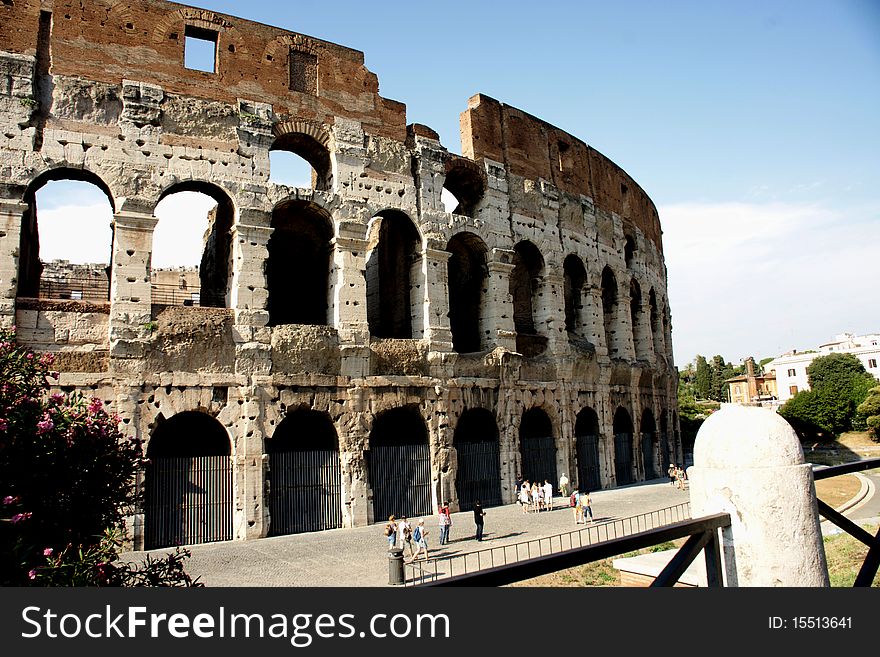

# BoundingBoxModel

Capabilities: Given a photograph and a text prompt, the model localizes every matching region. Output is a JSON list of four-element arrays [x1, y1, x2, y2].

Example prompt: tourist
[[573, 490, 583, 524], [668, 463, 677, 486], [559, 472, 569, 497], [473, 500, 486, 541], [411, 519, 430, 560], [385, 515, 398, 549], [581, 490, 594, 523], [438, 502, 451, 545], [543, 479, 554, 511], [519, 481, 531, 513], [397, 516, 414, 557], [531, 481, 541, 512]]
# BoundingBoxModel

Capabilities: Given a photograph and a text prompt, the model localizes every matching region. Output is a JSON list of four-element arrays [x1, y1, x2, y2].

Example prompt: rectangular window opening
[[869, 359, 877, 369], [289, 49, 318, 94], [787, 368, 796, 377], [184, 26, 218, 73]]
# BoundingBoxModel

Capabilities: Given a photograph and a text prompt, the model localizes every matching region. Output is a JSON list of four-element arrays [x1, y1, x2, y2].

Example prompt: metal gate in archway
[[521, 435, 557, 486], [268, 449, 342, 536], [576, 433, 601, 492], [641, 433, 656, 479], [614, 432, 634, 486], [455, 441, 502, 511], [370, 443, 433, 521], [144, 455, 233, 549]]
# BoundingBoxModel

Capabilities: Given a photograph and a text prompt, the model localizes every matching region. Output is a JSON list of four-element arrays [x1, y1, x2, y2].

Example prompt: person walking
[[397, 516, 415, 557], [573, 490, 583, 524], [519, 481, 530, 513], [559, 473, 569, 497], [581, 490, 594, 523], [543, 480, 554, 511], [473, 500, 486, 541], [438, 502, 451, 545], [411, 519, 430, 560], [384, 515, 398, 550], [667, 463, 677, 486]]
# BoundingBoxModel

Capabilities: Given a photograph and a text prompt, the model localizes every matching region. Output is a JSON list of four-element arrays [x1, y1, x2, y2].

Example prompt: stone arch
[[271, 122, 332, 191], [446, 232, 488, 353], [18, 167, 116, 300], [510, 240, 546, 356], [365, 210, 423, 339], [519, 407, 557, 487], [442, 157, 486, 217], [266, 407, 342, 536], [155, 180, 236, 308], [267, 200, 333, 326], [574, 406, 601, 492], [144, 411, 233, 549], [612, 407, 635, 486], [452, 408, 502, 510], [640, 407, 657, 480], [624, 233, 636, 268], [563, 254, 588, 336], [368, 406, 432, 521], [601, 266, 618, 356]]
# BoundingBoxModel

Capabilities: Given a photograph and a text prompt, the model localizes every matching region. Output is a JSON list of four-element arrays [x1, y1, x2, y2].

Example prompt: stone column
[[484, 249, 516, 351], [332, 221, 370, 379], [633, 298, 655, 362], [109, 210, 157, 360], [0, 200, 26, 324], [422, 246, 453, 352], [536, 269, 567, 355], [229, 213, 272, 332], [586, 286, 608, 358], [614, 279, 635, 360], [688, 405, 829, 586]]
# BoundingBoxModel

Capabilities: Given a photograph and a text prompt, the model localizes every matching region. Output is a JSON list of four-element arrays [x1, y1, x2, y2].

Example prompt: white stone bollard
[[688, 405, 829, 586]]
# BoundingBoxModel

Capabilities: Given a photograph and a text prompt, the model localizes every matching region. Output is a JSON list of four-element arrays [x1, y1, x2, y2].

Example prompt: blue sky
[[37, 0, 880, 366]]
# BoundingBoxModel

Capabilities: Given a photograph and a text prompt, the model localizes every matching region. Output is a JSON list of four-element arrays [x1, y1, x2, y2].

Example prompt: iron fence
[[151, 282, 201, 306], [38, 273, 110, 302], [405, 501, 692, 585]]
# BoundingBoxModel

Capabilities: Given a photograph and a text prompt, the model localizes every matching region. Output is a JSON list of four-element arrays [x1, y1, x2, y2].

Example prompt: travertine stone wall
[[0, 0, 680, 546]]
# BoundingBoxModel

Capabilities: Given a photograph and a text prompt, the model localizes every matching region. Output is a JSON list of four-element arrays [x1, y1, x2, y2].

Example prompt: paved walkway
[[123, 478, 689, 586]]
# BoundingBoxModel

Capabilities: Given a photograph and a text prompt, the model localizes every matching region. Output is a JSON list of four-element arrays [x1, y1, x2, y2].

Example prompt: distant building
[[726, 358, 778, 408], [766, 333, 880, 403]]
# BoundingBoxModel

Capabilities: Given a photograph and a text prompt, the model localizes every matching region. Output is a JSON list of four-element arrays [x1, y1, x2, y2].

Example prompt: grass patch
[[824, 525, 880, 587]]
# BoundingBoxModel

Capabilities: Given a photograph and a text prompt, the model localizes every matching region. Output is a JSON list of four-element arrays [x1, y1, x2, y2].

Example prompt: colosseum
[[0, 0, 681, 550]]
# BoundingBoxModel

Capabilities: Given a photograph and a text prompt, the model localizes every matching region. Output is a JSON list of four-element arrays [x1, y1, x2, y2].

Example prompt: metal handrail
[[38, 274, 110, 302], [405, 501, 691, 586], [813, 457, 880, 587], [420, 512, 730, 587], [151, 282, 201, 306]]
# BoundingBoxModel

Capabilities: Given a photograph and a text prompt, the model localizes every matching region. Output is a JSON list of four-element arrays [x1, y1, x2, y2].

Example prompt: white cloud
[[661, 200, 880, 365]]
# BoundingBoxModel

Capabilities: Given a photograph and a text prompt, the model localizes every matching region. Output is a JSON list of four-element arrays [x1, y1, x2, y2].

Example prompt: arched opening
[[613, 407, 634, 486], [266, 408, 342, 536], [563, 254, 588, 336], [519, 408, 557, 487], [601, 266, 618, 356], [452, 408, 502, 510], [269, 150, 315, 189], [624, 234, 636, 268], [270, 131, 331, 191], [266, 200, 333, 326], [446, 232, 488, 353], [659, 409, 670, 473], [144, 411, 232, 549], [365, 210, 422, 339], [575, 407, 601, 492], [630, 278, 643, 358], [641, 408, 657, 480], [441, 160, 485, 217], [18, 171, 115, 301], [649, 288, 663, 356], [510, 241, 546, 357], [153, 182, 234, 308], [368, 406, 432, 521]]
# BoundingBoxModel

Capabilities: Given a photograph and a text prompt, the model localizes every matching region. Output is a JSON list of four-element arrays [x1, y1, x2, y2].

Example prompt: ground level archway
[[453, 408, 502, 511]]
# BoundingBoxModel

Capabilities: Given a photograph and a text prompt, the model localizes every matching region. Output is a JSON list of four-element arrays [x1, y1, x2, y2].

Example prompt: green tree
[[780, 353, 877, 438], [857, 386, 880, 442], [709, 355, 735, 402], [694, 355, 711, 400]]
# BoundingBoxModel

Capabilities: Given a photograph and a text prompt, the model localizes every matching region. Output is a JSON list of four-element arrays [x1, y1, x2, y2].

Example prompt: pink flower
[[36, 418, 54, 434], [28, 569, 37, 580], [11, 512, 32, 523], [50, 393, 64, 404], [0, 418, 7, 432], [2, 495, 16, 505], [88, 398, 103, 414], [43, 547, 53, 557]]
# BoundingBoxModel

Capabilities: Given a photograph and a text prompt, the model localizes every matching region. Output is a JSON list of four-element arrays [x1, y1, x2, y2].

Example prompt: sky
[[36, 0, 880, 367]]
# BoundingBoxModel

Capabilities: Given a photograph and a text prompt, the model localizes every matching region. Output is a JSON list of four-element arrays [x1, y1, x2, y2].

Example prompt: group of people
[[569, 489, 594, 524], [516, 478, 555, 513], [668, 463, 688, 490], [385, 500, 480, 561]]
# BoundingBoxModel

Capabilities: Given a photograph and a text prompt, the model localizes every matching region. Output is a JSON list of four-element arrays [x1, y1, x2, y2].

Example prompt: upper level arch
[[271, 122, 332, 191], [442, 157, 486, 218], [267, 199, 334, 326], [365, 209, 423, 339], [563, 254, 588, 336], [510, 240, 546, 356], [446, 232, 489, 353]]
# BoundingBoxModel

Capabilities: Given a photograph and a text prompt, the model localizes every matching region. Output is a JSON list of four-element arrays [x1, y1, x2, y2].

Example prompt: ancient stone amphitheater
[[0, 0, 681, 549]]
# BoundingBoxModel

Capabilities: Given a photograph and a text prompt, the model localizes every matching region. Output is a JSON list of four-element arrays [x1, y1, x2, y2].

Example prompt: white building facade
[[767, 333, 880, 402]]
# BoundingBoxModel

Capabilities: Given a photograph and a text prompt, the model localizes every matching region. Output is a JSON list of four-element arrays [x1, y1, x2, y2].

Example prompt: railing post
[[688, 405, 829, 586]]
